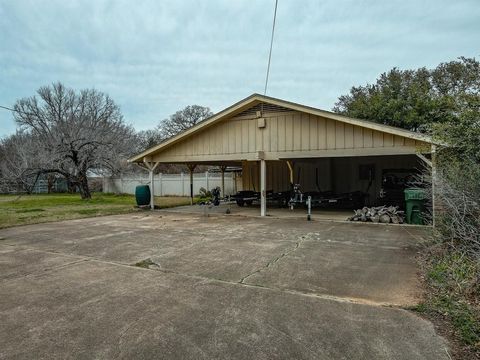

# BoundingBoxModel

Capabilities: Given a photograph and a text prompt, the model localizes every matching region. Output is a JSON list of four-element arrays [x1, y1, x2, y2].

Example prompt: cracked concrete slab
[[0, 259, 447, 360], [241, 225, 423, 306], [0, 245, 85, 281], [0, 212, 447, 359]]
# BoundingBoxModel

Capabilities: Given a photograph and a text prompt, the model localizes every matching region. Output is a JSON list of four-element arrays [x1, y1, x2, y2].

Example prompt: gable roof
[[129, 93, 432, 163]]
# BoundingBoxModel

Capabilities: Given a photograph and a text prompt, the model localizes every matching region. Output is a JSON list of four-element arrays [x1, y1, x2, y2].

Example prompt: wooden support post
[[233, 172, 237, 193], [260, 159, 266, 217], [187, 164, 197, 205], [149, 168, 155, 210], [219, 165, 227, 198], [143, 158, 160, 210]]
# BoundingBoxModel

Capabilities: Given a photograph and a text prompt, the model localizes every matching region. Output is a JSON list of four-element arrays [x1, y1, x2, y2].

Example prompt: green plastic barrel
[[404, 188, 426, 225], [135, 185, 151, 206]]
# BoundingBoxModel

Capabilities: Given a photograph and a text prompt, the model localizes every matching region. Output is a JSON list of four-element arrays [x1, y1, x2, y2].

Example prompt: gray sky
[[1, 0, 479, 137]]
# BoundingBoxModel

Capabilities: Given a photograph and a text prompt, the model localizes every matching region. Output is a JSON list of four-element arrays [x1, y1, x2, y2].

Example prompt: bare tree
[[12, 82, 135, 199], [136, 129, 165, 152], [0, 131, 43, 193], [159, 105, 212, 139], [434, 156, 480, 257]]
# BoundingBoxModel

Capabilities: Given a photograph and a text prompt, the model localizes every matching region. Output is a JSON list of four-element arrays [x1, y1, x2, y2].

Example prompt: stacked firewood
[[348, 206, 405, 224]]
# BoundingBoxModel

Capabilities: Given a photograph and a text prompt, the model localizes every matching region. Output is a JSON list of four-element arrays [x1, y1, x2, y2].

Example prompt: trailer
[[232, 185, 365, 210], [288, 184, 366, 210], [231, 190, 291, 207]]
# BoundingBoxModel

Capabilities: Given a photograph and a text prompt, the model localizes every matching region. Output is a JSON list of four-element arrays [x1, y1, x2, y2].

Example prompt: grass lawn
[[0, 193, 193, 229]]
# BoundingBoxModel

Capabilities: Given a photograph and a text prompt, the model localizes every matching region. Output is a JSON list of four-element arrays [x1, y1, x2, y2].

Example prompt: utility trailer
[[231, 186, 365, 210], [231, 190, 291, 207], [288, 184, 366, 210]]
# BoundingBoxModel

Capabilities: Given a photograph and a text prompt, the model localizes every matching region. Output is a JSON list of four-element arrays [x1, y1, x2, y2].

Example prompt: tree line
[[337, 56, 480, 354], [335, 56, 480, 256], [0, 83, 212, 199]]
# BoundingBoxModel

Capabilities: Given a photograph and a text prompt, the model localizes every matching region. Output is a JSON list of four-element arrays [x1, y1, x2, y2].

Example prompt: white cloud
[[1, 0, 479, 136]]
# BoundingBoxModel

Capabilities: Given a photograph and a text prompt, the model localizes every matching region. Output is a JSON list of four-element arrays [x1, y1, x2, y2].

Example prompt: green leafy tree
[[337, 57, 480, 354], [333, 57, 480, 132]]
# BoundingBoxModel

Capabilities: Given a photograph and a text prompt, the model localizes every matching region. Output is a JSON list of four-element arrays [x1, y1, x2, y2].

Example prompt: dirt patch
[[133, 258, 159, 269], [15, 208, 45, 213]]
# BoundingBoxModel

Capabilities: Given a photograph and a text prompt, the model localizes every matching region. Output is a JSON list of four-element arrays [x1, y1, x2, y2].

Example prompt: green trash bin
[[135, 185, 151, 206], [404, 188, 426, 225]]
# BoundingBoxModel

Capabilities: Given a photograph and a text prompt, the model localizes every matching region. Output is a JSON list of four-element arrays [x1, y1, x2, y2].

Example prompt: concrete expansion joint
[[0, 258, 91, 284], [282, 288, 406, 308], [129, 260, 402, 309], [2, 242, 412, 310]]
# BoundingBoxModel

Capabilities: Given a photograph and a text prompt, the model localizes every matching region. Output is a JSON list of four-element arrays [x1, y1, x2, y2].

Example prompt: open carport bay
[[0, 212, 448, 359]]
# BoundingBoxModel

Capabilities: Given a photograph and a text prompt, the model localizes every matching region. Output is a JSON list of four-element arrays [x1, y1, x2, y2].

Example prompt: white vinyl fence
[[103, 172, 237, 196]]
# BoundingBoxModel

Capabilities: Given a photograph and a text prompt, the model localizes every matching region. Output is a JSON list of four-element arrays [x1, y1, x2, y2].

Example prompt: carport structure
[[129, 94, 435, 217]]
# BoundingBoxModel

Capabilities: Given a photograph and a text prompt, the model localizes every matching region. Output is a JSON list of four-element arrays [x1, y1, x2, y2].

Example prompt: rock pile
[[348, 206, 405, 224]]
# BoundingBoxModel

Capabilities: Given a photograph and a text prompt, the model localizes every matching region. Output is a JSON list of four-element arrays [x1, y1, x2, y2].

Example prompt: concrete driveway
[[0, 212, 448, 359]]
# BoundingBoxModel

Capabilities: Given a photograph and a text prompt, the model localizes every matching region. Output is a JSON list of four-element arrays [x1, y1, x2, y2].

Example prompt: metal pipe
[[307, 195, 311, 221]]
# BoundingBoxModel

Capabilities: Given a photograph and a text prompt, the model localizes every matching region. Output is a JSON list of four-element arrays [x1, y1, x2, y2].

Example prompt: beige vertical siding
[[152, 110, 429, 162], [242, 160, 290, 192]]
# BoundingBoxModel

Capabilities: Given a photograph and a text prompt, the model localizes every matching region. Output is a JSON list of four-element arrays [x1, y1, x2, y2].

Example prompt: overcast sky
[[0, 0, 479, 137]]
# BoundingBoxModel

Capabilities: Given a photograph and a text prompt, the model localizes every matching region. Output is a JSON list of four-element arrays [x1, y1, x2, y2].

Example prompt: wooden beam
[[273, 146, 421, 159], [149, 162, 160, 210], [148, 146, 422, 164], [416, 153, 432, 167]]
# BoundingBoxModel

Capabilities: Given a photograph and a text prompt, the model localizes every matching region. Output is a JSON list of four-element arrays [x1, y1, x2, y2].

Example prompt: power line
[[263, 0, 278, 96], [0, 105, 16, 113]]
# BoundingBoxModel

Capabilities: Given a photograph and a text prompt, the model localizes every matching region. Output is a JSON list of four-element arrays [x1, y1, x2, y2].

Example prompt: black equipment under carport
[[231, 190, 290, 207], [288, 164, 366, 209], [211, 187, 221, 206], [233, 162, 367, 210], [379, 169, 418, 209], [289, 186, 366, 210]]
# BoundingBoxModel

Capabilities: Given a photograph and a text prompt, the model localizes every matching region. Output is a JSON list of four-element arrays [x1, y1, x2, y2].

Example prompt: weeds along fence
[[103, 172, 237, 197]]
